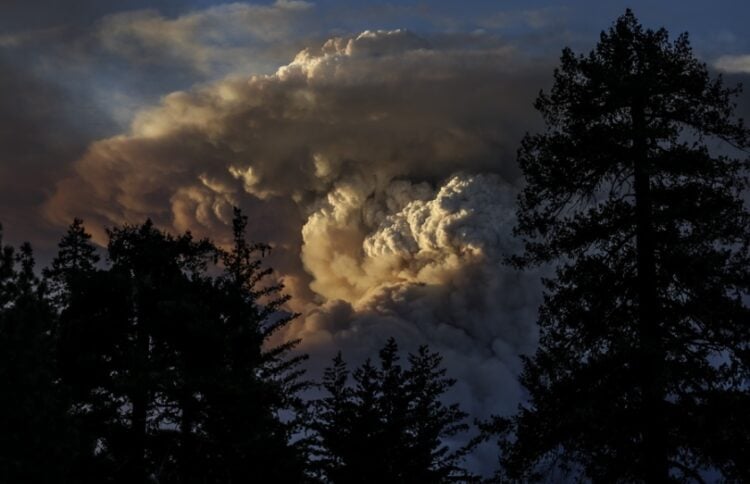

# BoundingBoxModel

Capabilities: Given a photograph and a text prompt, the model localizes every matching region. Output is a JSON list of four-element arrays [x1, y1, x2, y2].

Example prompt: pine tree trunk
[[632, 101, 669, 482], [130, 312, 150, 483], [131, 391, 148, 482], [180, 389, 195, 484]]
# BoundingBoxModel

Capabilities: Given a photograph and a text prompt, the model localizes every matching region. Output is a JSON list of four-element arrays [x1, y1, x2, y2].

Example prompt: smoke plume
[[46, 30, 546, 471]]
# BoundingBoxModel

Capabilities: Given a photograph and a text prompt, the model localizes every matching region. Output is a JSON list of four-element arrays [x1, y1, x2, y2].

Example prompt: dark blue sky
[[3, 1, 747, 52]]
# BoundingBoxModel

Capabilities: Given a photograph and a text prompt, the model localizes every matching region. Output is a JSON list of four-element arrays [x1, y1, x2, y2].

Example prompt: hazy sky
[[2, 0, 749, 473]]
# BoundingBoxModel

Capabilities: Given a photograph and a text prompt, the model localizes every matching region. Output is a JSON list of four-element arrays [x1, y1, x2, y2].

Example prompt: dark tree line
[[0, 211, 473, 484], [1, 212, 311, 483], [0, 236, 75, 482], [310, 338, 474, 483]]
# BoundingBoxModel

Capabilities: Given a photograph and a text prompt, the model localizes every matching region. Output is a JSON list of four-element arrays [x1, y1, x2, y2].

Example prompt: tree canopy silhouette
[[311, 338, 475, 483], [500, 10, 750, 482], [0, 226, 75, 483], [1, 214, 477, 483], [47, 210, 309, 483]]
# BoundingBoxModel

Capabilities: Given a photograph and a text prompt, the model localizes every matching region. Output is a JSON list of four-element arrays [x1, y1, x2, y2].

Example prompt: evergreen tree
[[48, 213, 309, 483], [312, 353, 352, 481], [0, 227, 75, 482], [202, 207, 309, 483], [502, 10, 750, 482], [312, 338, 473, 483], [44, 219, 119, 482], [67, 220, 217, 483], [107, 221, 219, 483], [43, 218, 100, 307]]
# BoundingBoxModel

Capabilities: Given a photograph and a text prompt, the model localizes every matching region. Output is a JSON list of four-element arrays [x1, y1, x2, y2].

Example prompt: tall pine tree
[[503, 10, 750, 482], [44, 219, 120, 482], [201, 207, 310, 483]]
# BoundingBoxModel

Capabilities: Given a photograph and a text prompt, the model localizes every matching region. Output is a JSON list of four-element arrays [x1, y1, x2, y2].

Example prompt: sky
[[2, 0, 749, 473]]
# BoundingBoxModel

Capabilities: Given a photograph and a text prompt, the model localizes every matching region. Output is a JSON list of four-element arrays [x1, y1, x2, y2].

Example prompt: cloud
[[288, 172, 541, 475], [714, 54, 750, 74], [292, 172, 540, 410], [97, 0, 315, 75], [0, 26, 65, 48], [45, 30, 548, 473], [0, 54, 107, 250], [48, 28, 542, 235]]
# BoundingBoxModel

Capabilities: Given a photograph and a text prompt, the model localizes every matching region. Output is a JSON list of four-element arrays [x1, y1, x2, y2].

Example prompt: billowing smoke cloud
[[46, 29, 546, 471], [293, 172, 539, 412]]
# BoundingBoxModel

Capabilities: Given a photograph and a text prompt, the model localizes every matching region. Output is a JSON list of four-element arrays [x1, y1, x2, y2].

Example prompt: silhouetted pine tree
[[312, 338, 474, 483], [89, 220, 216, 482], [44, 219, 121, 482], [44, 218, 100, 307], [501, 10, 750, 482], [0, 227, 75, 482], [201, 207, 310, 483]]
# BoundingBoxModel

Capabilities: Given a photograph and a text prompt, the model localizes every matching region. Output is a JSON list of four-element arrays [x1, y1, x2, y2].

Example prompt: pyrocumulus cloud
[[46, 31, 546, 472]]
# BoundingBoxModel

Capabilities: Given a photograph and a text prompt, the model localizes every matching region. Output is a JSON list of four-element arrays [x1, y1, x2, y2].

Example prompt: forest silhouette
[[2, 10, 749, 483]]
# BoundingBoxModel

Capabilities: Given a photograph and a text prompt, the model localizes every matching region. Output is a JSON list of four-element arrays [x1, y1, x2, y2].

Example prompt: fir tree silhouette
[[499, 10, 750, 482], [312, 338, 475, 483], [0, 228, 75, 482]]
